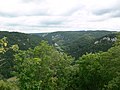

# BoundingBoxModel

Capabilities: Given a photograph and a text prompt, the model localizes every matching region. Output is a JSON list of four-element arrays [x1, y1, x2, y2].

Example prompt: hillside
[[0, 30, 116, 59], [1, 31, 120, 90], [0, 30, 117, 78], [1, 32, 120, 90], [0, 31, 43, 78], [34, 31, 114, 44], [33, 31, 116, 59], [67, 33, 117, 59], [0, 31, 43, 50]]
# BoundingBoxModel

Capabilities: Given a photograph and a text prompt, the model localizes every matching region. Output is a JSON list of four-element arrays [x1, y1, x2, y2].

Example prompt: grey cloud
[[93, 9, 112, 15], [0, 10, 48, 17], [0, 0, 83, 18], [41, 20, 63, 26], [0, 12, 17, 17], [111, 10, 120, 17], [62, 5, 84, 16], [1, 0, 120, 33], [63, 8, 80, 16], [5, 23, 21, 26], [40, 16, 68, 26], [93, 1, 120, 18], [3, 19, 65, 29], [93, 8, 120, 18]]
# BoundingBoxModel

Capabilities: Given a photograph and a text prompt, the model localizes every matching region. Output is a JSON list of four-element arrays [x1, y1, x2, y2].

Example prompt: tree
[[14, 41, 73, 90], [66, 53, 109, 90], [0, 37, 19, 78]]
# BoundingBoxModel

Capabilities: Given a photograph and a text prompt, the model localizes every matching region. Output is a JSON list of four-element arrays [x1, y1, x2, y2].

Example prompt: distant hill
[[67, 33, 117, 59], [33, 30, 116, 59], [33, 30, 114, 45], [0, 31, 43, 50], [0, 31, 116, 57]]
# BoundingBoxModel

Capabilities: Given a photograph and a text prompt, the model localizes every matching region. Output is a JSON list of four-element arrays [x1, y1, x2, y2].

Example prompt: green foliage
[[101, 45, 120, 89], [66, 33, 120, 90], [64, 33, 116, 59], [0, 31, 42, 50], [67, 53, 108, 90], [37, 31, 113, 45], [0, 31, 42, 78], [14, 41, 73, 90], [64, 35, 95, 59], [35, 31, 114, 59], [1, 31, 120, 90], [0, 80, 19, 90], [0, 37, 8, 53], [0, 37, 19, 78]]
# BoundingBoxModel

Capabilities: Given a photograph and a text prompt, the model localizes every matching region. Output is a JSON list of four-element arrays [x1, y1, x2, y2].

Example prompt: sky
[[0, 0, 120, 33]]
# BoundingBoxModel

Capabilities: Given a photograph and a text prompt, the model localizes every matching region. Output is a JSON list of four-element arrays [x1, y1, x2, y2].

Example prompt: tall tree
[[14, 41, 73, 90]]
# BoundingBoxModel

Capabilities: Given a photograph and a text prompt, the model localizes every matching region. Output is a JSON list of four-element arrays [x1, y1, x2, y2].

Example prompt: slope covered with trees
[[0, 31, 43, 78], [13, 33, 120, 90], [34, 31, 113, 45], [0, 31, 43, 50], [0, 37, 19, 90], [0, 31, 116, 79], [34, 31, 116, 59], [64, 33, 117, 59], [1, 31, 120, 90]]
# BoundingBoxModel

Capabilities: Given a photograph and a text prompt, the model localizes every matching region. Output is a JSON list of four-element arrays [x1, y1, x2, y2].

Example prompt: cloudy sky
[[0, 0, 120, 33]]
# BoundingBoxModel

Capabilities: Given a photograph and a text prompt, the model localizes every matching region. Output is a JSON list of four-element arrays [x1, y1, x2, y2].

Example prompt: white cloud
[[0, 0, 120, 33]]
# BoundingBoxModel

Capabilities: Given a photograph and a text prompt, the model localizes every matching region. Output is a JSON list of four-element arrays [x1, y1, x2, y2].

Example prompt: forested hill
[[0, 31, 43, 50], [0, 31, 115, 50], [33, 31, 116, 59], [0, 30, 118, 88], [0, 30, 116, 59], [67, 33, 117, 59], [33, 31, 114, 44], [0, 31, 43, 78]]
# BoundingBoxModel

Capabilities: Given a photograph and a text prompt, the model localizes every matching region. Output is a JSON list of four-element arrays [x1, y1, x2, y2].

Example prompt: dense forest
[[33, 31, 116, 59], [1, 31, 120, 90], [0, 31, 43, 50]]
